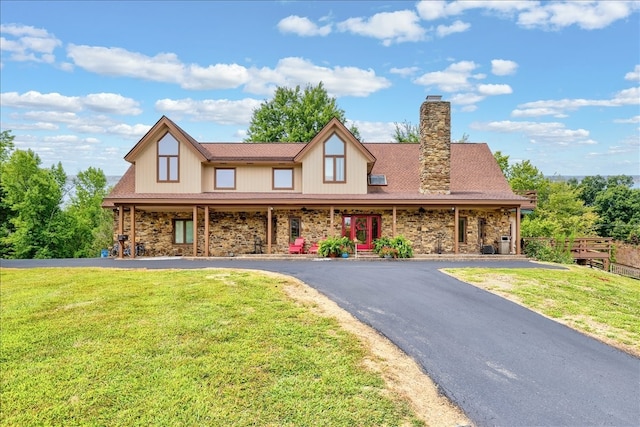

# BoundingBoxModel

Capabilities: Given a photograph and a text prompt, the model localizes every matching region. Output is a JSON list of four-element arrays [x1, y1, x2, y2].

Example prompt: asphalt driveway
[[3, 257, 639, 426]]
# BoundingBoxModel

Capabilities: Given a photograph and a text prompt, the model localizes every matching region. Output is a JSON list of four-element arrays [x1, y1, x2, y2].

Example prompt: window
[[174, 219, 193, 244], [458, 217, 467, 243], [158, 133, 179, 182], [289, 217, 301, 243], [215, 168, 236, 189], [324, 134, 345, 182], [368, 174, 387, 185], [273, 168, 293, 189]]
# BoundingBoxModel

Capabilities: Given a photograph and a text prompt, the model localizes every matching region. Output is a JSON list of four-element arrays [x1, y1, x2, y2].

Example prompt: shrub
[[373, 235, 413, 259], [318, 236, 354, 257]]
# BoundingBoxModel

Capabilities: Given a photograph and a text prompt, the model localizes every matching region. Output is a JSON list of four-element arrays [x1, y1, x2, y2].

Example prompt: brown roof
[[104, 142, 527, 208]]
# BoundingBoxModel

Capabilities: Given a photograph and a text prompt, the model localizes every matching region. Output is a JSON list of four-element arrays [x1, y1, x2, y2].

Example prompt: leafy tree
[[493, 151, 510, 178], [245, 82, 360, 142], [0, 131, 16, 257], [593, 185, 640, 240], [1, 149, 71, 258], [67, 167, 113, 257], [508, 159, 551, 205], [392, 121, 419, 143]]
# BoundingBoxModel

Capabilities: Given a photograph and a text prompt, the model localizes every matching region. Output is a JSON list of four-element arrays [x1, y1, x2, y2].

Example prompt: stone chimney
[[419, 95, 451, 194]]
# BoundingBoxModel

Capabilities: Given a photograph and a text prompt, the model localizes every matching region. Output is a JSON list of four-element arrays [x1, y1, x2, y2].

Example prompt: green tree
[[593, 185, 640, 240], [493, 151, 510, 178], [508, 159, 551, 205], [67, 167, 113, 257], [1, 149, 72, 258], [245, 82, 360, 142], [0, 131, 16, 257], [392, 120, 419, 143]]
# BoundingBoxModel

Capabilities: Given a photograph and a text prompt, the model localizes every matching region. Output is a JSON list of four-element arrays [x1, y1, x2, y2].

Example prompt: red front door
[[346, 215, 380, 250]]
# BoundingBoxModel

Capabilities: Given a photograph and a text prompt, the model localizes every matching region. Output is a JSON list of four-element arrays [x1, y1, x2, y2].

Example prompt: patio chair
[[288, 237, 305, 254], [308, 242, 319, 254]]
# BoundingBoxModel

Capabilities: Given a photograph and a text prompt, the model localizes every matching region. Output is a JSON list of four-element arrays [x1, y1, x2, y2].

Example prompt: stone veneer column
[[419, 96, 451, 194]]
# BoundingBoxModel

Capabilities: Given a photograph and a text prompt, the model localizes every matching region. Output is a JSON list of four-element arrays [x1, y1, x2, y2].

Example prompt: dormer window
[[324, 134, 345, 183], [157, 133, 179, 182]]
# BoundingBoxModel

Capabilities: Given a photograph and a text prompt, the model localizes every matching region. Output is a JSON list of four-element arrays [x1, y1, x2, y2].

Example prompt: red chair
[[308, 242, 319, 254], [288, 237, 305, 254]]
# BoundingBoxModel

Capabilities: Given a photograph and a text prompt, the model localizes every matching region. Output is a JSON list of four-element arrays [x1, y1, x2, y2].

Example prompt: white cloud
[[450, 92, 486, 105], [246, 57, 391, 97], [347, 120, 396, 142], [337, 10, 425, 46], [518, 1, 640, 30], [491, 59, 518, 76], [155, 98, 262, 125], [614, 115, 640, 124], [1, 91, 142, 115], [436, 20, 470, 37], [470, 120, 596, 145], [390, 66, 420, 77], [277, 15, 331, 36], [0, 24, 61, 63], [512, 87, 640, 117], [477, 84, 513, 96], [413, 60, 480, 92], [625, 65, 640, 81]]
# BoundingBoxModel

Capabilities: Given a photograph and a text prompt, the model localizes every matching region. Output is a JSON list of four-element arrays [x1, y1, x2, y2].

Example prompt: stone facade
[[419, 98, 451, 195], [113, 207, 513, 256]]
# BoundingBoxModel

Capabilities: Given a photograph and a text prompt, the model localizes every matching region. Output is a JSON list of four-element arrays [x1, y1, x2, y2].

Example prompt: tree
[[392, 120, 419, 143], [507, 159, 551, 205], [593, 185, 640, 240], [1, 149, 71, 258], [0, 131, 16, 257], [245, 82, 360, 142], [493, 151, 510, 179], [67, 167, 113, 257]]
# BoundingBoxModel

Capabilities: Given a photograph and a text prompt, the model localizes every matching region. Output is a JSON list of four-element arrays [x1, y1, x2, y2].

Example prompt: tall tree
[[392, 121, 419, 143], [67, 167, 113, 257], [245, 82, 360, 142], [593, 185, 640, 240], [508, 159, 551, 205], [0, 131, 16, 257], [493, 151, 510, 179]]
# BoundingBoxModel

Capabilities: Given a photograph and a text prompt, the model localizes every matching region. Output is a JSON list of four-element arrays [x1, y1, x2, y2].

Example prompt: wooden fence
[[610, 263, 640, 280], [523, 237, 613, 270]]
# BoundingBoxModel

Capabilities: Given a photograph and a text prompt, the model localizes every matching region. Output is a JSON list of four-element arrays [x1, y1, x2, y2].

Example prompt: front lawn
[[0, 268, 423, 426], [443, 265, 640, 357]]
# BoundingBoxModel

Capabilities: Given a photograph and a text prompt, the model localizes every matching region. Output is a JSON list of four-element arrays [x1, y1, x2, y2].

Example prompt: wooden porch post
[[118, 206, 124, 259], [267, 207, 272, 254], [192, 206, 198, 257], [392, 206, 397, 237], [330, 206, 334, 236], [515, 206, 521, 255], [204, 205, 210, 257], [453, 207, 459, 254], [130, 205, 136, 258]]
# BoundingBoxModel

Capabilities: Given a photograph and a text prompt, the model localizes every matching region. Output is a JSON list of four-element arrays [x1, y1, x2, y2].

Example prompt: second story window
[[215, 168, 236, 189], [273, 168, 293, 189], [158, 133, 179, 182], [324, 135, 345, 183]]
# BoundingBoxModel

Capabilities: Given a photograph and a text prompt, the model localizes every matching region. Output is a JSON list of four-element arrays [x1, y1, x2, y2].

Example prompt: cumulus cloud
[[0, 91, 142, 115], [625, 65, 640, 81], [491, 59, 518, 76], [436, 20, 471, 37], [413, 60, 481, 92], [337, 10, 425, 46], [0, 24, 61, 63], [477, 84, 512, 96], [277, 15, 331, 36], [390, 66, 420, 77], [512, 87, 640, 117], [470, 120, 596, 146], [155, 98, 262, 125]]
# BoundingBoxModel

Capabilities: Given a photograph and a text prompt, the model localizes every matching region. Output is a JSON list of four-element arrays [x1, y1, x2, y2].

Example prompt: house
[[103, 96, 530, 258]]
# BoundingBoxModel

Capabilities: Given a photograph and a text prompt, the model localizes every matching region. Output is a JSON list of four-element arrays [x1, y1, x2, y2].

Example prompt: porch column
[[453, 207, 459, 254], [204, 205, 210, 257], [118, 206, 124, 259], [330, 206, 334, 236], [392, 206, 397, 237], [130, 205, 136, 258], [192, 206, 198, 257], [516, 206, 521, 255], [267, 207, 272, 254]]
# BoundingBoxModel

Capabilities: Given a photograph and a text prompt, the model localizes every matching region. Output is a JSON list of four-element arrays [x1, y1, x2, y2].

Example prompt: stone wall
[[419, 98, 451, 195], [114, 207, 513, 256]]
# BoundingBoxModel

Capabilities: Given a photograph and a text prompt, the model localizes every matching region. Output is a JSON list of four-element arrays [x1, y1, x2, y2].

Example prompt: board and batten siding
[[202, 165, 302, 192], [134, 138, 203, 193], [301, 138, 368, 194]]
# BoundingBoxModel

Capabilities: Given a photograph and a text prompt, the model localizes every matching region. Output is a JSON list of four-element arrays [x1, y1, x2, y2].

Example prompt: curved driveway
[[4, 258, 639, 427]]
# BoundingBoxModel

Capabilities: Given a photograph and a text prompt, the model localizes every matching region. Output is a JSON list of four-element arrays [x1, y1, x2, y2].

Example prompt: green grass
[[0, 268, 423, 426], [444, 265, 640, 355]]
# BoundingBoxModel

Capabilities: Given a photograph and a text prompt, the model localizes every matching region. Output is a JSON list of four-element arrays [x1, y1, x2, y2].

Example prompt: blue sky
[[1, 1, 639, 178]]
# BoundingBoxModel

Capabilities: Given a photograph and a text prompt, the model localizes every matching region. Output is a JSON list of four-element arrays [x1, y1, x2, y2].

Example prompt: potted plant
[[379, 246, 399, 259]]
